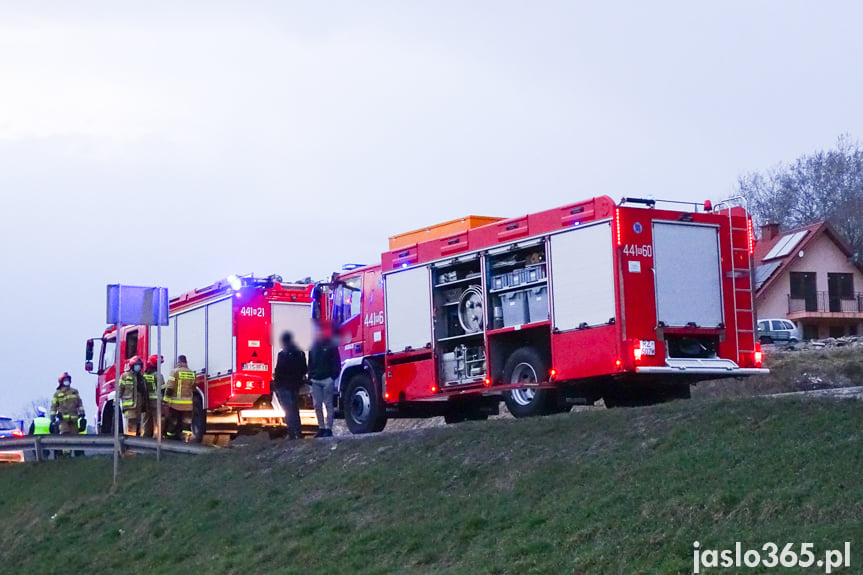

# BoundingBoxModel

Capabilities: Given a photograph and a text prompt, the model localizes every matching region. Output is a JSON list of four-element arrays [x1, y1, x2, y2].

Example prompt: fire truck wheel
[[99, 402, 121, 435], [344, 373, 387, 434], [191, 396, 206, 443], [503, 347, 552, 418]]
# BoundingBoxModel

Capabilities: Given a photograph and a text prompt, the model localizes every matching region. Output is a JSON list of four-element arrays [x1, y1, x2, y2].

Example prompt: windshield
[[332, 277, 362, 327], [100, 339, 117, 373], [0, 419, 16, 430]]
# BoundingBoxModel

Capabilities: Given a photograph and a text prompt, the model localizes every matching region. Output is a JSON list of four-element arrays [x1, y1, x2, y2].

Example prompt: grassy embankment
[[1, 396, 861, 574]]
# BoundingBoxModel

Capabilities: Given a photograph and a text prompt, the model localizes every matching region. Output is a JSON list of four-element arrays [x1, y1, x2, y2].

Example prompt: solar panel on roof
[[763, 230, 808, 260], [754, 261, 781, 290], [773, 230, 808, 259], [763, 235, 792, 260]]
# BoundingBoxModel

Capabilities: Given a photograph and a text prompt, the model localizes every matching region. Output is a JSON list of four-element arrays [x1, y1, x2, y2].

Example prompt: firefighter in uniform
[[118, 356, 148, 436], [164, 355, 196, 439], [142, 355, 165, 438], [51, 373, 86, 434], [50, 373, 86, 457]]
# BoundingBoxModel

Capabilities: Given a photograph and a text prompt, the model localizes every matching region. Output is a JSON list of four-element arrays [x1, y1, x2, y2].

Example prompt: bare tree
[[737, 134, 863, 259], [16, 396, 54, 422]]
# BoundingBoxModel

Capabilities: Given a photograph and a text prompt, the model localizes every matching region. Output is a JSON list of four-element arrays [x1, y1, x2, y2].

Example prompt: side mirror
[[85, 361, 94, 373], [85, 339, 95, 361]]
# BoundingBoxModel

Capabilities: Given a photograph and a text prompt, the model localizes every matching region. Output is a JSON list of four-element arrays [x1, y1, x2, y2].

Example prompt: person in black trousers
[[272, 332, 307, 439]]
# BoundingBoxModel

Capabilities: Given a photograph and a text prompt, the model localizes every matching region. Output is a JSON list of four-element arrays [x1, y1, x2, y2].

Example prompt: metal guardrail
[[0, 435, 214, 461]]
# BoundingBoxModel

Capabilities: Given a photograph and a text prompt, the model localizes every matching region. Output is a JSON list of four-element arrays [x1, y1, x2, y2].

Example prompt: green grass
[[2, 397, 862, 574]]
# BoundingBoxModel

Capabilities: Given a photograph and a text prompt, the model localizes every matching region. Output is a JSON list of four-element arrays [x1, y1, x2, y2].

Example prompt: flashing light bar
[[227, 274, 243, 291]]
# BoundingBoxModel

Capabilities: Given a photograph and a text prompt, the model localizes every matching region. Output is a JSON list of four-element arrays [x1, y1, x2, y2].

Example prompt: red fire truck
[[313, 196, 767, 434], [85, 275, 318, 443]]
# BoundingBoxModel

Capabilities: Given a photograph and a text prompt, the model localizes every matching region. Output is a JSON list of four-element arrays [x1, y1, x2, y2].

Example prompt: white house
[[754, 221, 863, 340]]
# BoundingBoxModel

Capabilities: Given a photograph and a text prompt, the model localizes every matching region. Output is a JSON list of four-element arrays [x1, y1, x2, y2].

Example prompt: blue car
[[0, 416, 26, 463]]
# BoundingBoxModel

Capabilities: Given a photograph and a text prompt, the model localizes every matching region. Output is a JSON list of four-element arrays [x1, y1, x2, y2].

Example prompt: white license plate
[[242, 362, 269, 372], [640, 340, 656, 356]]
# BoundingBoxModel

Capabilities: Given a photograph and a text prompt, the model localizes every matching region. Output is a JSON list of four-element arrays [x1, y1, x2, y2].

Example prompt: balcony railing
[[787, 292, 863, 314]]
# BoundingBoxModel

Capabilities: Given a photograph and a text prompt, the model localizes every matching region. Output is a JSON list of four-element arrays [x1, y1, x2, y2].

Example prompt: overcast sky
[[1, 1, 861, 421]]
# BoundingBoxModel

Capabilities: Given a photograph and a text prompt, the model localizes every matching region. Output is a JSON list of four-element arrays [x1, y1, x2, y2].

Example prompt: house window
[[790, 272, 816, 298], [828, 273, 854, 298], [790, 272, 818, 312], [828, 273, 854, 312]]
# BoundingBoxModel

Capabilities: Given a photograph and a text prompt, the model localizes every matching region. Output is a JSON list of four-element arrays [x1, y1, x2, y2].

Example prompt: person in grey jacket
[[307, 327, 341, 437]]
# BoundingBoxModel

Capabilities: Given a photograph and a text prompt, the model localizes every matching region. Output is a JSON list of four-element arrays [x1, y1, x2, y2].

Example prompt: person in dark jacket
[[307, 326, 341, 437], [273, 331, 307, 439]]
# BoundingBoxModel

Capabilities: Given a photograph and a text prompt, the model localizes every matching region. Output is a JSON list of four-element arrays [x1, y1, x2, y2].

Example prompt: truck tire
[[343, 373, 387, 434], [503, 347, 552, 418], [99, 402, 121, 435], [191, 395, 206, 443]]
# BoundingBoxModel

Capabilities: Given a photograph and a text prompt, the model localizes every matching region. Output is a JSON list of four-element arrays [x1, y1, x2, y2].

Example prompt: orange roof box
[[388, 215, 504, 251]]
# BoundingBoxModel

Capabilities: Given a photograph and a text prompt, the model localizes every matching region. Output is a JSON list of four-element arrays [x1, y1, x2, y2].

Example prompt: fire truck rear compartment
[[652, 221, 723, 329], [664, 335, 718, 359]]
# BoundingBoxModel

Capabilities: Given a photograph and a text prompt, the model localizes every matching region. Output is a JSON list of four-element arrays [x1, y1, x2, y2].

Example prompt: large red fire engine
[[85, 275, 318, 443], [313, 196, 767, 434]]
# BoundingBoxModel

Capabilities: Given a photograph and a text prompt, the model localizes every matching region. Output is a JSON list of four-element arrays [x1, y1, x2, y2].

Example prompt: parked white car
[[757, 318, 802, 344]]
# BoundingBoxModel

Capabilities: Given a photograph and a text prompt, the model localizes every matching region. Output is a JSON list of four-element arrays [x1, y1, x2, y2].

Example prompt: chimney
[[760, 223, 780, 241]]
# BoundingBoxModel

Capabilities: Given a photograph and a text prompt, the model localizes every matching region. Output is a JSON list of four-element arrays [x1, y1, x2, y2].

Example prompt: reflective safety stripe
[[176, 371, 195, 399], [143, 373, 156, 398]]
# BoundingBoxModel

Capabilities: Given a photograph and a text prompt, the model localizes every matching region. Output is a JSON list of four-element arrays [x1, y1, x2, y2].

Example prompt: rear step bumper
[[637, 366, 768, 375], [637, 357, 768, 375], [240, 407, 318, 428]]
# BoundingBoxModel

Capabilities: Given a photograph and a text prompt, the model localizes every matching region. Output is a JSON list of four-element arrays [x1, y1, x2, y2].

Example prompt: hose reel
[[458, 285, 484, 333]]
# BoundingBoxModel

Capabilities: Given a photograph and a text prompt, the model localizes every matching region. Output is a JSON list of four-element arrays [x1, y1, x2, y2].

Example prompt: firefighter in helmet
[[51, 373, 86, 435], [163, 355, 196, 439], [142, 355, 165, 438], [50, 373, 86, 457], [118, 356, 149, 436]]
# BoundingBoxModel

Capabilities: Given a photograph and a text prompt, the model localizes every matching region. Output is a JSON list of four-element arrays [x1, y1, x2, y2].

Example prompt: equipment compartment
[[431, 255, 487, 384]]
